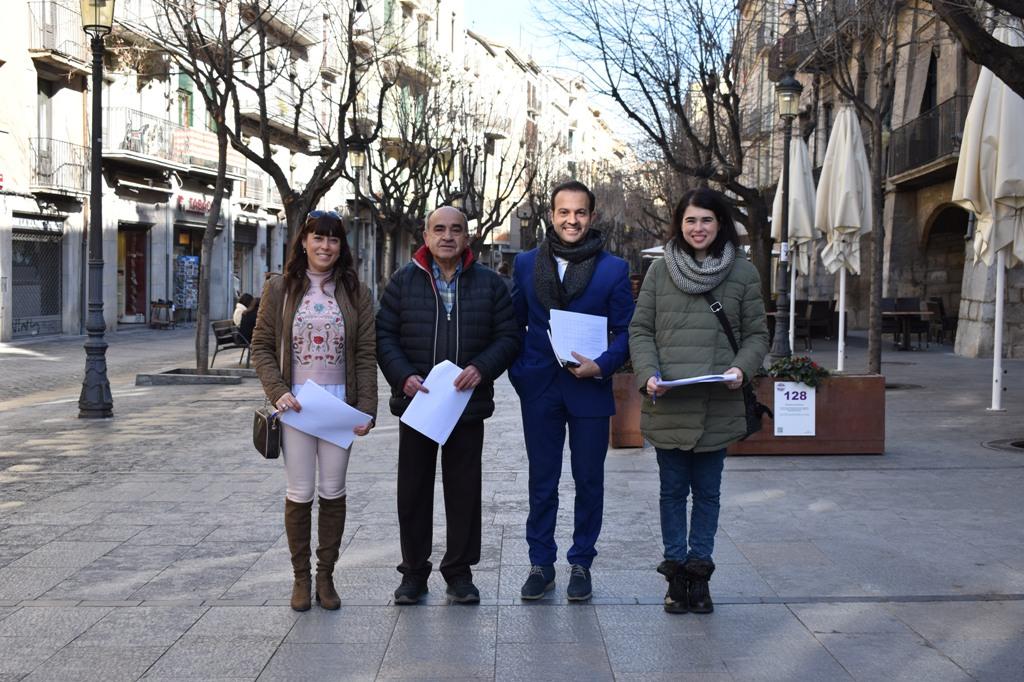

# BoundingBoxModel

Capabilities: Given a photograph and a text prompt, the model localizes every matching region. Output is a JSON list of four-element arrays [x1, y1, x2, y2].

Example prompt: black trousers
[[397, 420, 484, 582]]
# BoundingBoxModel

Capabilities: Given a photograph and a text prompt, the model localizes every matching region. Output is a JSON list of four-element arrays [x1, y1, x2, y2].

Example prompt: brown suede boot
[[315, 495, 346, 610], [284, 498, 313, 612]]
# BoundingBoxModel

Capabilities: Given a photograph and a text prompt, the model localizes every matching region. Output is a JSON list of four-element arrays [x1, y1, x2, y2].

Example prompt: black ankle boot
[[683, 558, 715, 614], [657, 560, 688, 614]]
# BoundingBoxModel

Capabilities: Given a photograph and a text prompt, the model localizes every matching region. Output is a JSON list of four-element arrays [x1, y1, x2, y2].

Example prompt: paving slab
[[2, 329, 1024, 679]]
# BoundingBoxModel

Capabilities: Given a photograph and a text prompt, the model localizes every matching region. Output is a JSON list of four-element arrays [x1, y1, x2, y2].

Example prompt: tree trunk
[[867, 121, 884, 375], [382, 228, 394, 283], [194, 127, 230, 373], [744, 198, 774, 308]]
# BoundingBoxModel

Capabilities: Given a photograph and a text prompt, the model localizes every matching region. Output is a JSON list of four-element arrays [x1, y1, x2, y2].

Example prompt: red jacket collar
[[412, 245, 475, 271]]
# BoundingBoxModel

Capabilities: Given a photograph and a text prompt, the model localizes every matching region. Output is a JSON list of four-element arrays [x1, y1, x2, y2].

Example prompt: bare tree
[[152, 0, 396, 237], [931, 1, 1024, 98], [366, 68, 461, 282], [129, 0, 396, 366], [543, 0, 776, 303]]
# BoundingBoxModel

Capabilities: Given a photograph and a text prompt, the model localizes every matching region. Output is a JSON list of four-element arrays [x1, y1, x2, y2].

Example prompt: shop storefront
[[10, 214, 64, 338], [172, 192, 223, 321], [233, 217, 259, 298], [117, 222, 150, 324]]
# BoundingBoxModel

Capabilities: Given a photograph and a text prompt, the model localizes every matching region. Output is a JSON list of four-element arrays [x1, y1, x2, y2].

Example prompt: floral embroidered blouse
[[291, 270, 346, 388]]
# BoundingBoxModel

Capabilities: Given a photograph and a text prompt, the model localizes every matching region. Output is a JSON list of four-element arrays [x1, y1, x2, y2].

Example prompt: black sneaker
[[566, 564, 592, 601], [519, 565, 555, 600], [445, 575, 480, 604], [393, 575, 428, 605]]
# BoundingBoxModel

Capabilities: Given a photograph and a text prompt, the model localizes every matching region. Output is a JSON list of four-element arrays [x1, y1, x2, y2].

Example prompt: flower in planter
[[765, 356, 830, 388]]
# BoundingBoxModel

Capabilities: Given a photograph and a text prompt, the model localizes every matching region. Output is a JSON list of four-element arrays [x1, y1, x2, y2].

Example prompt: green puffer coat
[[628, 256, 769, 452]]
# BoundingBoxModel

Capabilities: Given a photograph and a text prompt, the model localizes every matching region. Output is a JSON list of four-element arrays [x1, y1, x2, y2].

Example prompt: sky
[[462, 0, 573, 71]]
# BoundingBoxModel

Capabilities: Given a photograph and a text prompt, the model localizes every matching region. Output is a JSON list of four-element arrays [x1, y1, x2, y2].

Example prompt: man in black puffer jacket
[[376, 205, 519, 605]]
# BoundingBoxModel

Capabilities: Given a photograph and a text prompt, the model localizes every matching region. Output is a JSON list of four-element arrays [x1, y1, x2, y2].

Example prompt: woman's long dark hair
[[282, 213, 359, 302], [669, 188, 741, 258]]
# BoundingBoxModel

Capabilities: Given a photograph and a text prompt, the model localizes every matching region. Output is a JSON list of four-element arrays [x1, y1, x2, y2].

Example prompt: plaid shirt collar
[[430, 258, 462, 314]]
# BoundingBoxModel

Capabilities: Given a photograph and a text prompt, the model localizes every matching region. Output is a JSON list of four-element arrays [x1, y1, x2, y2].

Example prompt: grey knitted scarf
[[664, 240, 737, 295]]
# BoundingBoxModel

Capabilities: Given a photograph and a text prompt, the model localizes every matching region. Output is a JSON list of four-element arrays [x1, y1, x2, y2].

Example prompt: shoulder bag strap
[[703, 292, 740, 354]]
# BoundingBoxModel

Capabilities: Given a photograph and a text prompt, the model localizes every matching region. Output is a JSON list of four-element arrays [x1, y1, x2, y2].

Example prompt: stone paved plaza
[[0, 329, 1023, 680]]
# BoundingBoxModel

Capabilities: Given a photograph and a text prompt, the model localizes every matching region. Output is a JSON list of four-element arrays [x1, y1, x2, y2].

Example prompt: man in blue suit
[[510, 180, 634, 601]]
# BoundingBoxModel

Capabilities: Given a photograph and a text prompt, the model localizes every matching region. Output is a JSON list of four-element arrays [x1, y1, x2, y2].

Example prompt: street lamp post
[[78, 0, 115, 419], [347, 140, 367, 282], [768, 72, 804, 364]]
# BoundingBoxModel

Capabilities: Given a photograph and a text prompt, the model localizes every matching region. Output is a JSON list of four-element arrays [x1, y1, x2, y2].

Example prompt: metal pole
[[837, 268, 847, 372], [990, 248, 1006, 411], [788, 249, 796, 352], [79, 35, 113, 418], [769, 116, 794, 363]]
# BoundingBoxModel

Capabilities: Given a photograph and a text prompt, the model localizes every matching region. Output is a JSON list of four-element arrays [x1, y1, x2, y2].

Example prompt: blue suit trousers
[[522, 380, 609, 569]]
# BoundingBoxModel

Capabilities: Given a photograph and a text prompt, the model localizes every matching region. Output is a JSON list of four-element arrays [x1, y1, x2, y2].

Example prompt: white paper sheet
[[656, 373, 739, 388], [548, 309, 608, 362], [399, 360, 474, 444], [279, 380, 373, 449]]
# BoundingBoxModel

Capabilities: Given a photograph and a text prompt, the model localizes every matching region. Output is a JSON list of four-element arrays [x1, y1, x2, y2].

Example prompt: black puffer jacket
[[376, 246, 520, 422]]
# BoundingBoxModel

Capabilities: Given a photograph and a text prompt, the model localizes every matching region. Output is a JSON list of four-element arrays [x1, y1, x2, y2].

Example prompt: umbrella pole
[[990, 249, 1006, 411], [789, 246, 797, 352], [837, 268, 847, 373]]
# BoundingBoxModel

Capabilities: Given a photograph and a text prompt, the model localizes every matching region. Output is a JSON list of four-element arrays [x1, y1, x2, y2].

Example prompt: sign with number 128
[[774, 381, 815, 436]]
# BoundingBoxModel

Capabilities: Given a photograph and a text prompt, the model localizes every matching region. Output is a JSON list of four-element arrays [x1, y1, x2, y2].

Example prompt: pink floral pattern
[[292, 291, 345, 368]]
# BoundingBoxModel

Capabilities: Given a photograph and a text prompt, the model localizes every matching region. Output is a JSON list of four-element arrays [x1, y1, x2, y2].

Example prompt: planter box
[[610, 372, 644, 448], [728, 374, 885, 455]]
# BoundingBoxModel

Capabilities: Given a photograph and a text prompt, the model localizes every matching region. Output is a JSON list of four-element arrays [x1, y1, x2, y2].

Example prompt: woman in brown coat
[[251, 211, 377, 611]]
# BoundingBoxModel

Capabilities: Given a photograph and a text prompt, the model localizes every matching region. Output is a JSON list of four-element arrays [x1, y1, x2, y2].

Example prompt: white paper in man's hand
[[548, 309, 608, 362], [279, 380, 372, 449], [400, 360, 473, 444]]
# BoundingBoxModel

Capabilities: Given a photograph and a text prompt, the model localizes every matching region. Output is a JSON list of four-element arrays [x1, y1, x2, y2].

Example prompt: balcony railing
[[105, 107, 247, 175], [172, 127, 246, 177], [889, 95, 970, 177], [29, 138, 90, 194], [241, 168, 266, 203], [105, 107, 181, 164], [240, 0, 319, 47], [27, 1, 89, 65], [483, 115, 513, 140]]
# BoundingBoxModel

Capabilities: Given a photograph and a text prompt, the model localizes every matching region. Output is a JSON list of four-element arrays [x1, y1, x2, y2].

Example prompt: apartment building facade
[[0, 0, 630, 342], [737, 0, 1024, 357]]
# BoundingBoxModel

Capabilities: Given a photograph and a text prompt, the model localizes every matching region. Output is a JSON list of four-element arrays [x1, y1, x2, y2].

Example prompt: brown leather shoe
[[315, 495, 346, 610], [284, 498, 313, 612]]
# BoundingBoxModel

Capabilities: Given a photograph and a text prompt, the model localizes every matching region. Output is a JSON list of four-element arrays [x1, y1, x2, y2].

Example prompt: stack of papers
[[656, 373, 739, 388], [547, 309, 608, 367], [400, 360, 474, 445], [279, 380, 374, 449]]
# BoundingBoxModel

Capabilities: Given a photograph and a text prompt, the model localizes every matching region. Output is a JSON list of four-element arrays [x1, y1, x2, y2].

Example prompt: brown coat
[[251, 273, 377, 419]]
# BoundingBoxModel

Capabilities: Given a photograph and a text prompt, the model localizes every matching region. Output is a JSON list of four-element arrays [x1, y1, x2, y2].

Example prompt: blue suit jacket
[[509, 248, 635, 418]]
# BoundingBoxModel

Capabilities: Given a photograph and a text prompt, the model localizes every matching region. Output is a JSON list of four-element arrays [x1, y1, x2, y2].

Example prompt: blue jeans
[[655, 447, 726, 562]]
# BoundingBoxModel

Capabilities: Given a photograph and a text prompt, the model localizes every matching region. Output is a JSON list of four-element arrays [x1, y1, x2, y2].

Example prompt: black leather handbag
[[253, 405, 281, 459], [253, 289, 289, 459], [703, 293, 773, 439]]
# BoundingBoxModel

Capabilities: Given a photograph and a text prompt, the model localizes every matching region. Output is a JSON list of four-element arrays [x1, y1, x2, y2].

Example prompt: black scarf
[[533, 227, 604, 313]]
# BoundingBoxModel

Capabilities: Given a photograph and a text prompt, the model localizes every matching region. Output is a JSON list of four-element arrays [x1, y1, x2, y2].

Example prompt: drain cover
[[982, 439, 1024, 452]]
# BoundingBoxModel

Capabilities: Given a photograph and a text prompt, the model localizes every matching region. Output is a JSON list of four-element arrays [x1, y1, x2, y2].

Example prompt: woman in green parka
[[629, 188, 769, 615]]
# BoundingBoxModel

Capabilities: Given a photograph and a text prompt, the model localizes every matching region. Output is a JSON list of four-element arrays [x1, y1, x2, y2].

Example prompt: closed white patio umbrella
[[952, 21, 1024, 411], [772, 136, 816, 351], [814, 105, 873, 371]]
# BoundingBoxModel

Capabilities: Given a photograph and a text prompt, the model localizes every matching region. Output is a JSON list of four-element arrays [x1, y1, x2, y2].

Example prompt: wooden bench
[[211, 319, 250, 367]]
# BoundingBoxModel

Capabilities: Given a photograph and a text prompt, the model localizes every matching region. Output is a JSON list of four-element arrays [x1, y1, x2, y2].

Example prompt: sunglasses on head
[[308, 210, 342, 219]]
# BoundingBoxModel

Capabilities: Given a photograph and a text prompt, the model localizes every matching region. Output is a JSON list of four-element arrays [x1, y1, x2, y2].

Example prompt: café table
[[882, 310, 934, 351]]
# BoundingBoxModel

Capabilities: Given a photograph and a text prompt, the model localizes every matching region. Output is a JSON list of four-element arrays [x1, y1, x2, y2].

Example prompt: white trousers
[[281, 383, 351, 503]]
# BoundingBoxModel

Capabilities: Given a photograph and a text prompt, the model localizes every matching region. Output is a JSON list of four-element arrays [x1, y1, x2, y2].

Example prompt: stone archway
[[921, 203, 969, 318]]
